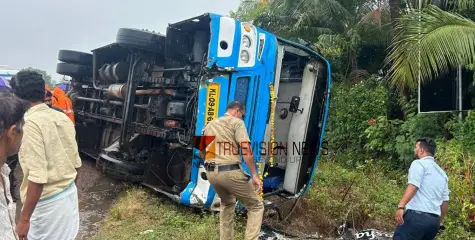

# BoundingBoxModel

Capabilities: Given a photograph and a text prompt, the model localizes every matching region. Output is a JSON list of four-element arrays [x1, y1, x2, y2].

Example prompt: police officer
[[201, 100, 264, 240]]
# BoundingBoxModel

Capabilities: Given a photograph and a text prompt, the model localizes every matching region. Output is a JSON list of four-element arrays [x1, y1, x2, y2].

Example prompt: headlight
[[242, 36, 251, 48], [240, 50, 250, 63]]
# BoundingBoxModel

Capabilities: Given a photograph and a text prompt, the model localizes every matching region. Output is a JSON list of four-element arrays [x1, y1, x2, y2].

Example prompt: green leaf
[[384, 5, 475, 91]]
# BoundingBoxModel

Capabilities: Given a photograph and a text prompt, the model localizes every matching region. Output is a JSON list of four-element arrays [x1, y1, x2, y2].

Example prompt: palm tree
[[230, 0, 269, 22], [251, 0, 395, 81], [384, 1, 475, 92], [252, 0, 351, 41]]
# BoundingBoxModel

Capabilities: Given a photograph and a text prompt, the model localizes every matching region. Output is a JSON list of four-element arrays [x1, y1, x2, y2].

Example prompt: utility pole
[[417, 0, 421, 114], [458, 65, 463, 121]]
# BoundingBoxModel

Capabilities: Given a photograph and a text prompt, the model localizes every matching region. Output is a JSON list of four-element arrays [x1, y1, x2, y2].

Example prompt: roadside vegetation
[[90, 187, 246, 240], [91, 159, 404, 240], [93, 77, 475, 240], [93, 0, 475, 239], [231, 0, 475, 238]]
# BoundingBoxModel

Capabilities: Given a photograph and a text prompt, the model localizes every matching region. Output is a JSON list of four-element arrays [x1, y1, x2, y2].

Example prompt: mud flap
[[142, 146, 187, 194], [96, 136, 146, 183]]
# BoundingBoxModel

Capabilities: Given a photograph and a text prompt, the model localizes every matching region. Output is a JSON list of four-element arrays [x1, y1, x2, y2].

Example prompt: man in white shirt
[[394, 137, 449, 239], [0, 90, 28, 240]]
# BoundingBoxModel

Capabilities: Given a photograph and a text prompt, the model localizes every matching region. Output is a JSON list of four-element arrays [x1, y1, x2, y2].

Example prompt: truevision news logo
[[192, 135, 329, 159]]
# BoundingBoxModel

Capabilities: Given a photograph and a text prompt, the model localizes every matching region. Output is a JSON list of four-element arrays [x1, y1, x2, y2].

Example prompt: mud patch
[[263, 197, 334, 237], [12, 156, 124, 240], [76, 158, 124, 240]]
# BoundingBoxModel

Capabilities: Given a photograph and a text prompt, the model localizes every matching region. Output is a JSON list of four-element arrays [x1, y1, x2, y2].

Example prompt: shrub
[[364, 112, 451, 169], [306, 158, 403, 233], [435, 111, 475, 239], [325, 75, 388, 165]]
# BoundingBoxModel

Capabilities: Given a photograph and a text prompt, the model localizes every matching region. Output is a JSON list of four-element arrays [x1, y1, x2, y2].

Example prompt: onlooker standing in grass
[[393, 137, 449, 240]]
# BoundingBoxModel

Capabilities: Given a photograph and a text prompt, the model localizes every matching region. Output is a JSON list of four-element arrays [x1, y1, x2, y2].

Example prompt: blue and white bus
[[0, 66, 19, 81], [64, 12, 332, 212]]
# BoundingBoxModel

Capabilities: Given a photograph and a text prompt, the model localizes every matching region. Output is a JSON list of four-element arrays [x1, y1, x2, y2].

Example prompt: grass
[[91, 158, 406, 239], [306, 159, 405, 232], [263, 157, 405, 236], [89, 187, 247, 240]]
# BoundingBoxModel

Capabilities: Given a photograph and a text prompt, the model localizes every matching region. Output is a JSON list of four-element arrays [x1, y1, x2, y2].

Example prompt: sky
[[0, 0, 240, 82]]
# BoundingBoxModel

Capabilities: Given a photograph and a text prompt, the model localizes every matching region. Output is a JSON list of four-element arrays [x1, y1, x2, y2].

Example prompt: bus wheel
[[96, 154, 145, 183], [58, 50, 93, 66], [115, 28, 165, 53], [56, 62, 92, 78]]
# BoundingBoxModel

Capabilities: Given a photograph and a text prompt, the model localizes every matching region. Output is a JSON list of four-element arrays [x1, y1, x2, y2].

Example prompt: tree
[[230, 0, 269, 22], [21, 67, 55, 88], [384, 3, 475, 92], [243, 0, 394, 82]]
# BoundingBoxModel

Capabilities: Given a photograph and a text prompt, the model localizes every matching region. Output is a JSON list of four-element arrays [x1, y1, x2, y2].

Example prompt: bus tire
[[56, 62, 92, 78], [96, 156, 145, 183], [116, 28, 165, 53], [58, 50, 93, 66]]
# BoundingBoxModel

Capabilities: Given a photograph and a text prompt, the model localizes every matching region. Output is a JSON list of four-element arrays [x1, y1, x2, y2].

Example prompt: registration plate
[[205, 83, 220, 125]]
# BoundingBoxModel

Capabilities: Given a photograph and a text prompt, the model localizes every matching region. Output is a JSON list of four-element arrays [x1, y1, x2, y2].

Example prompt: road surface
[[12, 156, 123, 240]]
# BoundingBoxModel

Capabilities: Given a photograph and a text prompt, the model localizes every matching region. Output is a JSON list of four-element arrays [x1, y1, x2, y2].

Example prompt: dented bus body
[[59, 13, 332, 211]]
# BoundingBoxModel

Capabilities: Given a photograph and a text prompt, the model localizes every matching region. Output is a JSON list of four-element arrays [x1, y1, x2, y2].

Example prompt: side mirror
[[289, 96, 301, 113]]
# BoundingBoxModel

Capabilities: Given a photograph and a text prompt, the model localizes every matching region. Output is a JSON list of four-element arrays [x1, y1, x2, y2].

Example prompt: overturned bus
[[57, 13, 332, 211]]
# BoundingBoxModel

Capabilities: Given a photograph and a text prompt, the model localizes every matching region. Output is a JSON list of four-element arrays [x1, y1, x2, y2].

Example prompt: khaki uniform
[[202, 113, 264, 240]]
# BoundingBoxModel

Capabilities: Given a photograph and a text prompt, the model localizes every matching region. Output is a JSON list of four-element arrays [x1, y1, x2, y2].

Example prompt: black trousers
[[393, 209, 440, 240], [6, 154, 19, 202]]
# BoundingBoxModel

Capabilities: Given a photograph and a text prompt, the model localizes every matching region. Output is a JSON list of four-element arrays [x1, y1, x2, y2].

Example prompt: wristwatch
[[397, 205, 405, 210]]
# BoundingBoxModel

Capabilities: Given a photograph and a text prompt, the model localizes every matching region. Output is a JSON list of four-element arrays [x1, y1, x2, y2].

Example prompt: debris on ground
[[260, 225, 393, 240], [139, 229, 154, 235]]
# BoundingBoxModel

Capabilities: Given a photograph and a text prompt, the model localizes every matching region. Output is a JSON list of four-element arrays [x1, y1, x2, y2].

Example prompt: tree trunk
[[389, 0, 400, 31], [387, 0, 403, 120]]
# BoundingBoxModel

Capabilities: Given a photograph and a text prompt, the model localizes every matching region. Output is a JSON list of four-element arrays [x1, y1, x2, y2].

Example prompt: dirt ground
[[12, 156, 124, 240]]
